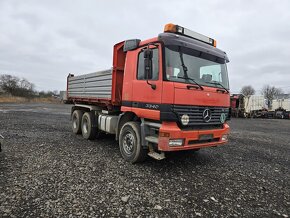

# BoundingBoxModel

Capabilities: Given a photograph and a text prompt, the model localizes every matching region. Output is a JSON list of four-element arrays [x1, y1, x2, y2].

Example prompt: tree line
[[0, 74, 58, 98], [240, 84, 285, 108], [0, 73, 286, 103]]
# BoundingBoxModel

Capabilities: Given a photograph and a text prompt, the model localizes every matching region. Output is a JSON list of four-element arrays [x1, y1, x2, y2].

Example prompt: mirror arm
[[147, 80, 156, 90], [144, 43, 158, 90], [147, 42, 159, 48]]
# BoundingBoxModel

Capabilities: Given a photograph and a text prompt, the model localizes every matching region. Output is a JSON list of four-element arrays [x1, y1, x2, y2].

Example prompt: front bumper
[[158, 122, 230, 151]]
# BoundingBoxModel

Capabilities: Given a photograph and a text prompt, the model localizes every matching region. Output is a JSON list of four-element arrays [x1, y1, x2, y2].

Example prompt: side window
[[137, 48, 159, 80]]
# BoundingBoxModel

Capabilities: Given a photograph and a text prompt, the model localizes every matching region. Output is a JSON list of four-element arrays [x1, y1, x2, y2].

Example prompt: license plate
[[199, 134, 213, 141]]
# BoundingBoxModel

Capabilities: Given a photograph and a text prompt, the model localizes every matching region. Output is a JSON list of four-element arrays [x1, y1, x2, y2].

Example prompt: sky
[[0, 0, 289, 94]]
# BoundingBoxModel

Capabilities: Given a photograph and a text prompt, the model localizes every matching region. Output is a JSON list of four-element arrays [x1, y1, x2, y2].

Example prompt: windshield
[[165, 47, 229, 89]]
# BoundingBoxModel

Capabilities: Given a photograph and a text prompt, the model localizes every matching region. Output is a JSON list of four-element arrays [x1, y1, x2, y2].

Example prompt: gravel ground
[[0, 102, 289, 217]]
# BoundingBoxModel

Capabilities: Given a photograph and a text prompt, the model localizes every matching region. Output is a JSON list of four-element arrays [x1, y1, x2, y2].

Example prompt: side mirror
[[123, 39, 141, 52], [144, 48, 153, 80]]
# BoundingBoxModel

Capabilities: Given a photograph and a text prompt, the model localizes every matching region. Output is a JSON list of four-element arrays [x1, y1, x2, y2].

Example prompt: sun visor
[[159, 32, 229, 63]]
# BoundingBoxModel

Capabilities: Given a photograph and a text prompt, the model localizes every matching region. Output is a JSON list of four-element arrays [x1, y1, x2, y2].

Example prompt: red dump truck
[[67, 24, 230, 163]]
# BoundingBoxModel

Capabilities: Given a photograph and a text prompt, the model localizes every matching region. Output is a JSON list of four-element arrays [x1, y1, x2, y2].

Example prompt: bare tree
[[53, 90, 59, 96], [261, 85, 283, 109], [38, 90, 55, 98], [240, 85, 255, 97], [19, 78, 34, 90], [0, 74, 19, 95], [0, 74, 35, 97]]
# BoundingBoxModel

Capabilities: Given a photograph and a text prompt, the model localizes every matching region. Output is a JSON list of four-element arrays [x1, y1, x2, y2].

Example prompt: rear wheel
[[72, 110, 83, 134], [119, 122, 147, 163], [81, 112, 97, 140]]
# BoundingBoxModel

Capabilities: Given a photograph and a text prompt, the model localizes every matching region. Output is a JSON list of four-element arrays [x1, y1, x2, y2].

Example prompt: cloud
[[0, 0, 289, 93]]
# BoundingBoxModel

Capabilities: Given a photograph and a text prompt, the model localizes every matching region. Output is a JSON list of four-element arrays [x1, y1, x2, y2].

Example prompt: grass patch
[[0, 96, 60, 103]]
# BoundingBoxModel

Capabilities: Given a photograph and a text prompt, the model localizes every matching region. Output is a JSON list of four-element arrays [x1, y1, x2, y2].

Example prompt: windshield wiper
[[179, 52, 189, 78], [177, 76, 204, 90], [205, 81, 229, 93], [178, 51, 203, 90]]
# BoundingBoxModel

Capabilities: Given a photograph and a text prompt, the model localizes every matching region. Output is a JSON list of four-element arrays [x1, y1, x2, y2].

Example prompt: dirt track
[[0, 103, 289, 217]]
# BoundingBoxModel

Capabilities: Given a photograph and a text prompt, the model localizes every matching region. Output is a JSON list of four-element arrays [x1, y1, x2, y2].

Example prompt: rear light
[[169, 139, 184, 146], [164, 23, 217, 47]]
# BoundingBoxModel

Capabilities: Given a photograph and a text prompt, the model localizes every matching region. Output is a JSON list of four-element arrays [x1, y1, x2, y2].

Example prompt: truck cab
[[68, 24, 230, 163], [121, 24, 230, 151]]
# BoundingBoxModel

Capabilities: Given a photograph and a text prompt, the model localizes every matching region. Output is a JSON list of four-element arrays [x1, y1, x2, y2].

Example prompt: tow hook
[[0, 134, 4, 152]]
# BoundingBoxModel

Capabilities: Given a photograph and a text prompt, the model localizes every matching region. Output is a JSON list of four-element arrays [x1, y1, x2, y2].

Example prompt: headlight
[[221, 134, 228, 141], [181, 114, 189, 125], [169, 139, 184, 146]]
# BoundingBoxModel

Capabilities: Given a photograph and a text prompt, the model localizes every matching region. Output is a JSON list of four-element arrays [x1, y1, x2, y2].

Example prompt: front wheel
[[119, 122, 147, 163]]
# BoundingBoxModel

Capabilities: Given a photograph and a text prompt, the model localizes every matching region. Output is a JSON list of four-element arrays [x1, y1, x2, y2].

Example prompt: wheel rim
[[73, 116, 77, 129], [83, 117, 88, 134], [123, 131, 135, 155]]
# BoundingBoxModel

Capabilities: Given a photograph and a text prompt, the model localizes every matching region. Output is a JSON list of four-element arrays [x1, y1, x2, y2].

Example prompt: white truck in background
[[272, 98, 290, 111], [244, 95, 268, 114], [60, 91, 70, 104], [231, 95, 290, 119]]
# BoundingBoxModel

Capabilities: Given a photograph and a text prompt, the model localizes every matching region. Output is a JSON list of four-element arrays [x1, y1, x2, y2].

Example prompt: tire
[[119, 122, 147, 163], [81, 112, 97, 140], [72, 110, 83, 134]]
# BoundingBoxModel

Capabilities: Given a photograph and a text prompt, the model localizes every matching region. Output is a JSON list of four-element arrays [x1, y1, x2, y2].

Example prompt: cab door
[[131, 45, 163, 120]]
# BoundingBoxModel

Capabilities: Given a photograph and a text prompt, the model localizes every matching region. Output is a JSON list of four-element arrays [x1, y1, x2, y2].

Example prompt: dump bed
[[67, 70, 112, 99], [66, 41, 126, 108]]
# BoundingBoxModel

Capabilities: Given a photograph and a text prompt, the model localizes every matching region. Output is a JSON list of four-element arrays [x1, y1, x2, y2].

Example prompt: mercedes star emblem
[[203, 109, 212, 123]]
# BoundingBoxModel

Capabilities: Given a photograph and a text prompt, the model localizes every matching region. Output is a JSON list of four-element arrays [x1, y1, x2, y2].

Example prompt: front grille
[[188, 138, 220, 145], [181, 124, 223, 130], [172, 105, 229, 129]]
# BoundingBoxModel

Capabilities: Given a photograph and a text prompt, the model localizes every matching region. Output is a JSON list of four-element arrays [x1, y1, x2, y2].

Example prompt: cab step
[[147, 139, 165, 160], [145, 136, 158, 144], [143, 121, 161, 129], [148, 151, 165, 160]]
